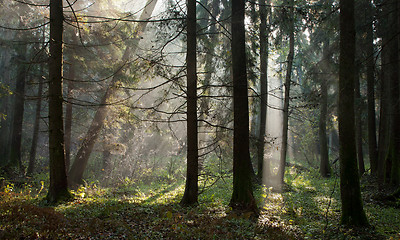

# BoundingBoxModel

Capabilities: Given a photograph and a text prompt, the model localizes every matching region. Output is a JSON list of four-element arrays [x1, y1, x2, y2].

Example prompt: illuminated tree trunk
[[181, 0, 198, 206], [257, 0, 270, 181], [46, 0, 72, 204], [68, 0, 157, 187], [229, 0, 257, 212], [278, 0, 294, 186], [338, 0, 368, 226]]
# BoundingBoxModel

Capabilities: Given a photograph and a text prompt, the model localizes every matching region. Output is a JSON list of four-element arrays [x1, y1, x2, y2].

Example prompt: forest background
[[0, 0, 399, 239]]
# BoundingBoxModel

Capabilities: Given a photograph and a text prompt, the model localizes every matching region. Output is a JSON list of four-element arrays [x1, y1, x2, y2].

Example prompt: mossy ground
[[0, 168, 399, 239]]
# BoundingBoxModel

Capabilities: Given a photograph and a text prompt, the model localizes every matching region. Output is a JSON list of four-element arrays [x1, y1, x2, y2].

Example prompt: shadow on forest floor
[[0, 169, 399, 239]]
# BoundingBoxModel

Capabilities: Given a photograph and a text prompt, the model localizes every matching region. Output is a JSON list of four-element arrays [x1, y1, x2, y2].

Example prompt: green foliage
[[1, 170, 398, 239]]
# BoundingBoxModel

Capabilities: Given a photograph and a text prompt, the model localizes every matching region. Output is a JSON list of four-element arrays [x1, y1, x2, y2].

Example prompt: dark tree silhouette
[[180, 0, 198, 206], [229, 0, 257, 213], [338, 0, 369, 226], [46, 0, 72, 204]]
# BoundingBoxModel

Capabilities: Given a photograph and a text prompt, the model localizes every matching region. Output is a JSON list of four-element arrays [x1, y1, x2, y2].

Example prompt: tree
[[68, 0, 157, 187], [387, 0, 400, 186], [319, 41, 331, 178], [278, 0, 295, 187], [46, 0, 72, 204], [338, 0, 369, 226], [376, 0, 400, 186], [257, 0, 270, 182], [8, 29, 27, 175], [180, 0, 198, 206], [377, 0, 391, 183], [229, 0, 257, 213], [364, 0, 378, 176], [27, 48, 45, 175]]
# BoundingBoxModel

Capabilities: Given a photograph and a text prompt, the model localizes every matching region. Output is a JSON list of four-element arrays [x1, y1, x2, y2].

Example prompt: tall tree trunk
[[27, 61, 44, 175], [377, 45, 391, 183], [355, 69, 365, 175], [0, 50, 12, 167], [389, 0, 400, 186], [278, 0, 294, 186], [365, 0, 378, 176], [198, 0, 220, 171], [8, 45, 27, 175], [377, 0, 396, 185], [181, 0, 198, 206], [319, 41, 331, 178], [230, 0, 257, 213], [68, 0, 157, 187], [46, 0, 72, 204], [64, 67, 75, 172], [338, 0, 369, 226], [257, 0, 270, 182]]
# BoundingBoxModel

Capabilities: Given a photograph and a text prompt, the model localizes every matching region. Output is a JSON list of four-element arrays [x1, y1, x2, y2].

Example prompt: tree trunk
[[377, 39, 391, 184], [389, 0, 400, 186], [8, 45, 27, 175], [257, 0, 270, 182], [377, 0, 397, 185], [365, 0, 378, 176], [27, 61, 44, 175], [338, 0, 369, 226], [278, 0, 294, 187], [64, 67, 75, 172], [181, 0, 198, 206], [229, 0, 257, 213], [46, 0, 72, 204], [198, 0, 219, 171], [355, 69, 365, 175], [319, 41, 331, 178], [0, 51, 12, 167], [68, 0, 157, 187]]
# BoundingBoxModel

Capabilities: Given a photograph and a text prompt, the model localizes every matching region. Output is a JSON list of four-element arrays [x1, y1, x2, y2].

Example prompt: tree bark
[[0, 50, 12, 167], [64, 67, 75, 172], [9, 44, 27, 175], [377, 37, 390, 184], [338, 0, 369, 226], [27, 61, 44, 175], [377, 0, 398, 185], [365, 0, 378, 176], [230, 0, 257, 213], [278, 0, 294, 186], [68, 0, 157, 187], [319, 41, 331, 178], [46, 0, 72, 204], [181, 0, 198, 206], [355, 69, 365, 175], [389, 0, 400, 186], [257, 0, 270, 182]]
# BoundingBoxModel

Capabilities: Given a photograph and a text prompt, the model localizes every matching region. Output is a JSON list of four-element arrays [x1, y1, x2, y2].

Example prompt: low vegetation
[[1, 167, 399, 239]]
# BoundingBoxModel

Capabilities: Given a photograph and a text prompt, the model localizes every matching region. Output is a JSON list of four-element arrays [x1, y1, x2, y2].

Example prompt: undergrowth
[[0, 169, 399, 239]]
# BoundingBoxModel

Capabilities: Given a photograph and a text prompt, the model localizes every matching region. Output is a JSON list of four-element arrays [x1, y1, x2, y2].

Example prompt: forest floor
[[0, 167, 399, 239]]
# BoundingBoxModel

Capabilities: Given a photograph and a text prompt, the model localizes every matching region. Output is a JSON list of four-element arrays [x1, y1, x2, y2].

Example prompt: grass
[[0, 168, 399, 239]]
